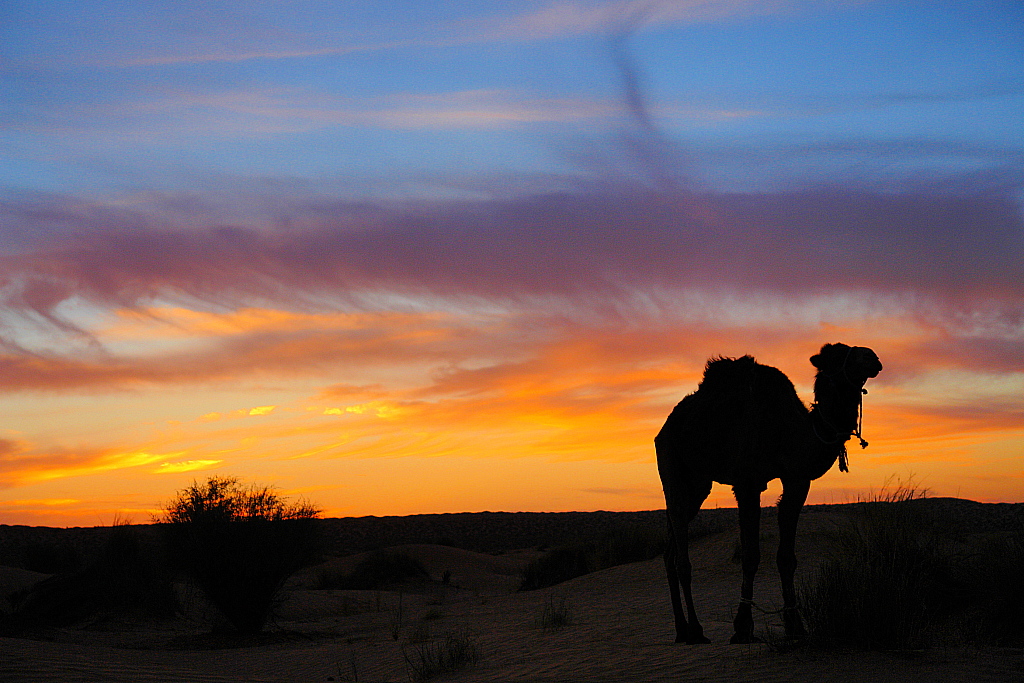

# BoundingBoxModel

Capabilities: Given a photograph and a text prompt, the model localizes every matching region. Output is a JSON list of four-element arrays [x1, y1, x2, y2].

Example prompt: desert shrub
[[964, 527, 1024, 645], [315, 550, 429, 590], [592, 525, 668, 568], [519, 545, 593, 591], [158, 476, 321, 635], [519, 524, 668, 590], [799, 485, 967, 650], [403, 629, 479, 681]]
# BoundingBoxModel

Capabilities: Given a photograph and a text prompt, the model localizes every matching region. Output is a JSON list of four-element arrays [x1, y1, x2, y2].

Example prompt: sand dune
[[1, 502, 1022, 682]]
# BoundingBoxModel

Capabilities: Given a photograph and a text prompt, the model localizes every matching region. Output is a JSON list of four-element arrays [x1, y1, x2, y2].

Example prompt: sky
[[1, 0, 1022, 527]]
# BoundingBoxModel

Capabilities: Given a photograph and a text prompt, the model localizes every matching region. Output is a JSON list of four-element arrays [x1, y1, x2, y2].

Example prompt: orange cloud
[[0, 446, 174, 487], [248, 406, 276, 416], [154, 459, 224, 474], [1, 291, 1021, 522]]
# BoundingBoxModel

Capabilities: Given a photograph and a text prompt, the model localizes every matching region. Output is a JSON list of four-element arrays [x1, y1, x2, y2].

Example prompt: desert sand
[[2, 502, 1022, 682]]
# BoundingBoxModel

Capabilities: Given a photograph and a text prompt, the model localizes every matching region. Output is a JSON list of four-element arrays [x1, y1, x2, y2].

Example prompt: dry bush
[[403, 629, 479, 681], [963, 526, 1024, 645], [316, 550, 429, 590], [517, 515, 737, 591], [158, 475, 321, 635], [519, 525, 668, 590], [799, 482, 1024, 650]]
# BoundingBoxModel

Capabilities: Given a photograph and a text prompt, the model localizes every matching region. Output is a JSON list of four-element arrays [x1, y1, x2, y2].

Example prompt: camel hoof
[[687, 635, 712, 645], [783, 610, 807, 638], [729, 632, 763, 644]]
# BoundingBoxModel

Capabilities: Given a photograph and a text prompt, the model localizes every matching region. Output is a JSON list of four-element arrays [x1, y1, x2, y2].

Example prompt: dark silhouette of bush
[[519, 545, 595, 591], [10, 522, 174, 628], [516, 512, 739, 591], [316, 550, 429, 590], [519, 525, 669, 591], [799, 486, 1024, 650], [158, 476, 321, 635], [966, 527, 1024, 645]]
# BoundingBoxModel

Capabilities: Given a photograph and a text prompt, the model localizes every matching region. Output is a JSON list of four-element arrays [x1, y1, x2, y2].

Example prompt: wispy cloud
[[113, 39, 424, 68], [0, 443, 175, 487], [1, 170, 1020, 489], [6, 86, 646, 142], [154, 459, 224, 474], [2, 182, 1020, 326], [0, 289, 1019, 506], [3, 0, 1020, 522], [97, 0, 825, 69], [470, 0, 825, 42]]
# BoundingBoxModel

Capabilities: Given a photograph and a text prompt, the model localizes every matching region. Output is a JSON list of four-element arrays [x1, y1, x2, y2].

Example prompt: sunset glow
[[2, 1, 1022, 526]]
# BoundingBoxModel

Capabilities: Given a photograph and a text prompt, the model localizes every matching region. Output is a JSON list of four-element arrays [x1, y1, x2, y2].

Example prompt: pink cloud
[[3, 185, 1020, 309], [94, 0, 821, 69]]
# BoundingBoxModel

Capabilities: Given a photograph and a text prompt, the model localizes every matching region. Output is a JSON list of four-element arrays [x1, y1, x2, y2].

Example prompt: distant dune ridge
[[1, 498, 1022, 682]]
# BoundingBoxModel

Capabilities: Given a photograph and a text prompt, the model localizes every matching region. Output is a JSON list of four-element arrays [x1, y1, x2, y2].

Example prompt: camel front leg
[[665, 508, 711, 643], [778, 478, 810, 637], [663, 526, 688, 642], [731, 485, 762, 644]]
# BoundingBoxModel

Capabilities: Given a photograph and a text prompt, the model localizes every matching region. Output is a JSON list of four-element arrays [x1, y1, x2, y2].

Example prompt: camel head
[[810, 343, 883, 387]]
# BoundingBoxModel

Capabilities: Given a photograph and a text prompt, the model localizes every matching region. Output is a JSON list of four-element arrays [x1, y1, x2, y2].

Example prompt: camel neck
[[810, 376, 862, 444]]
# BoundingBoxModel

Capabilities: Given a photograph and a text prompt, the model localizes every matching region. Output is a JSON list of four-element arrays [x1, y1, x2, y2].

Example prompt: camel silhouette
[[655, 343, 882, 644]]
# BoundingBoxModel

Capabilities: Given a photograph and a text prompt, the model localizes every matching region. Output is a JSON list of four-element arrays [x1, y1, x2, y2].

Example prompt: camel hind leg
[[731, 484, 763, 644], [777, 478, 810, 637], [663, 478, 712, 644]]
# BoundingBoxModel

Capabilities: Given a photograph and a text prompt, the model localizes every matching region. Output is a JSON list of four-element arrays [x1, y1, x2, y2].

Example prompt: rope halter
[[813, 346, 872, 472]]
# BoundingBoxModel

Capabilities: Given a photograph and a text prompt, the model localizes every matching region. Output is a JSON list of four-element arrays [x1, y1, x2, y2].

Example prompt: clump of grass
[[539, 594, 573, 630], [799, 482, 967, 650], [158, 475, 321, 635], [403, 629, 479, 681], [408, 621, 432, 643], [315, 550, 429, 590], [390, 591, 404, 641], [519, 525, 667, 590]]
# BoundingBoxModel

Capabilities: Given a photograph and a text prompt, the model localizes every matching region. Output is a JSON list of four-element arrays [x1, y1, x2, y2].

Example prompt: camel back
[[698, 356, 800, 403], [698, 355, 808, 424], [659, 355, 811, 486]]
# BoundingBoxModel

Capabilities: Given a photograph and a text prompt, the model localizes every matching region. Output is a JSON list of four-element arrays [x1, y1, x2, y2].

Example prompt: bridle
[[811, 346, 872, 472]]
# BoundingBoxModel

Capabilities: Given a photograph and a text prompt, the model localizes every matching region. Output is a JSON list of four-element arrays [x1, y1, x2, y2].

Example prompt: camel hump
[[697, 355, 801, 407], [699, 355, 757, 394]]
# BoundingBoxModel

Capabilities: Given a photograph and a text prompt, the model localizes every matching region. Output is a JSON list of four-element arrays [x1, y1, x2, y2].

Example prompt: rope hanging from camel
[[855, 388, 868, 449], [812, 389, 867, 473], [840, 391, 868, 473]]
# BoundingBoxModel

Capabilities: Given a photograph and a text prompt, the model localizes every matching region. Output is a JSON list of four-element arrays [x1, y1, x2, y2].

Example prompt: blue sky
[[1, 1, 1022, 525], [5, 1, 1021, 196]]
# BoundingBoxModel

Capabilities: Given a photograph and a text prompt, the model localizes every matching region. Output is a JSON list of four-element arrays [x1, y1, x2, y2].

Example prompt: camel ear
[[810, 343, 846, 369]]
